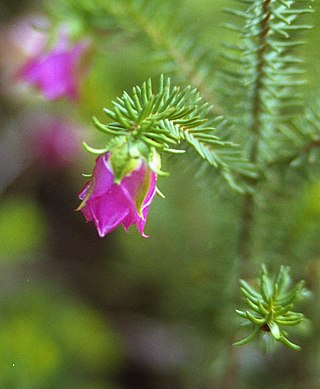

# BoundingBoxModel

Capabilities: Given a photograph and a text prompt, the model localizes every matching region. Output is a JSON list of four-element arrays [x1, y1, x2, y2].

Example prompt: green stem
[[238, 0, 271, 272], [220, 6, 273, 386]]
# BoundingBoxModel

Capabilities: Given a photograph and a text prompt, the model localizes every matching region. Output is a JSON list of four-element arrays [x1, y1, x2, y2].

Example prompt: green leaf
[[233, 326, 260, 346], [268, 322, 281, 340]]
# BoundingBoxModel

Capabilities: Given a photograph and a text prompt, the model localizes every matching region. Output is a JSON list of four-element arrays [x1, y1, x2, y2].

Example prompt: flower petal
[[122, 169, 157, 237], [86, 186, 130, 237], [135, 171, 157, 236], [120, 161, 146, 203], [78, 154, 114, 220], [88, 154, 114, 198]]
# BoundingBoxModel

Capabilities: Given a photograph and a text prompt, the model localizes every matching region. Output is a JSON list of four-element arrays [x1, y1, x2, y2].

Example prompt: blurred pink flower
[[78, 153, 157, 237], [30, 117, 81, 169], [19, 38, 89, 101], [0, 16, 48, 97], [1, 16, 90, 101]]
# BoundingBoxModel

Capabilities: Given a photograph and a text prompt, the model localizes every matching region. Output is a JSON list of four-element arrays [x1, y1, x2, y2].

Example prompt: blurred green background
[[0, 0, 320, 388]]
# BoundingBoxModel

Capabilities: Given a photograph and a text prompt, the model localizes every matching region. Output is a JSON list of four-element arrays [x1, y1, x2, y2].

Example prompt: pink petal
[[122, 169, 157, 237], [88, 155, 114, 198], [120, 161, 146, 199], [86, 185, 130, 237]]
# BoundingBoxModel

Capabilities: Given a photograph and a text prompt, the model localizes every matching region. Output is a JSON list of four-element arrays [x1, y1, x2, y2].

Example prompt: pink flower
[[30, 116, 81, 169], [78, 154, 157, 237], [19, 34, 89, 101]]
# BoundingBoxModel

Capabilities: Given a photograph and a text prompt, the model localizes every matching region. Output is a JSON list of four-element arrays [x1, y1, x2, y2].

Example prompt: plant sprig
[[220, 0, 314, 162], [85, 75, 256, 191], [234, 264, 308, 350]]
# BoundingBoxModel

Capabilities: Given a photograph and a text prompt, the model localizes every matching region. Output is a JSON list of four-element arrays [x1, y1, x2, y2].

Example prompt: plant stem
[[238, 0, 271, 273], [221, 5, 273, 387]]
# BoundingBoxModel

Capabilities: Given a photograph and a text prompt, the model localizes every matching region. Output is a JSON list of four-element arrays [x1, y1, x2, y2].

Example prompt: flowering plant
[[5, 0, 320, 387], [78, 153, 156, 237]]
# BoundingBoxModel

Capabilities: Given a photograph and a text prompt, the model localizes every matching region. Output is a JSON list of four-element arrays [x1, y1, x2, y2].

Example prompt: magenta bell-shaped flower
[[78, 153, 157, 237], [19, 37, 89, 101]]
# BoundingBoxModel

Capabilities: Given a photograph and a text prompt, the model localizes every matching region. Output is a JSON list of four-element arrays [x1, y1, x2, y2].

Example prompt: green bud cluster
[[234, 264, 308, 350]]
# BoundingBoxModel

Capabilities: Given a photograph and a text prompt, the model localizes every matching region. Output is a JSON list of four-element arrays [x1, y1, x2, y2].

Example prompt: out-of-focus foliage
[[0, 284, 123, 389], [0, 197, 46, 261]]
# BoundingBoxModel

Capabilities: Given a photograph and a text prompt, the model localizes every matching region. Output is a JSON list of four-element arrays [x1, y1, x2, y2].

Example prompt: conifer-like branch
[[86, 76, 256, 190], [220, 0, 313, 264], [269, 98, 320, 175], [221, 0, 313, 157], [235, 265, 308, 350]]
